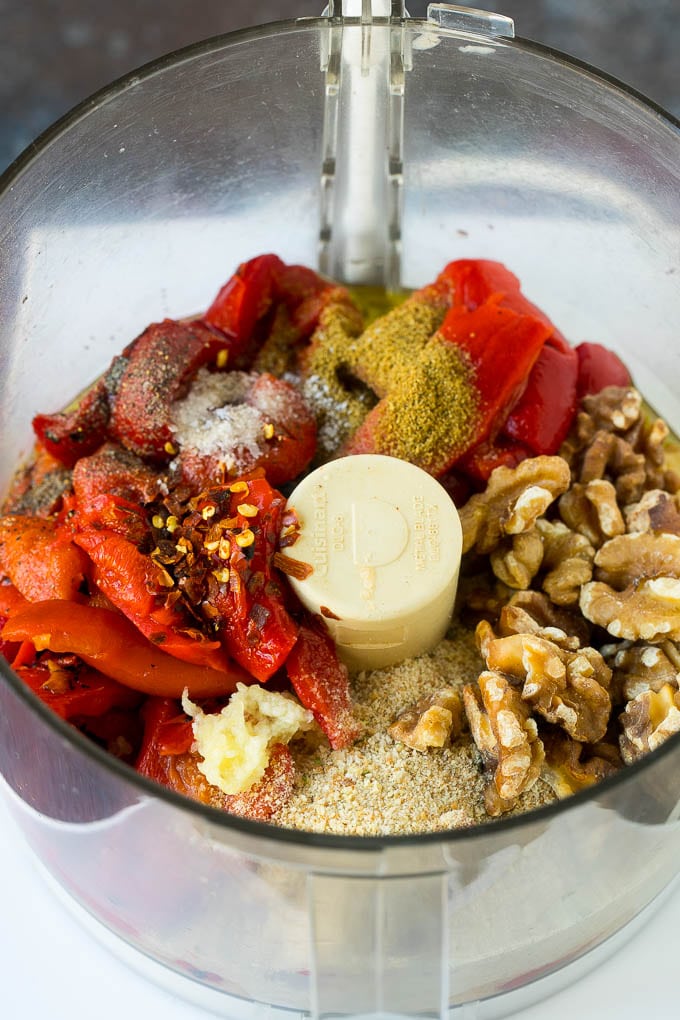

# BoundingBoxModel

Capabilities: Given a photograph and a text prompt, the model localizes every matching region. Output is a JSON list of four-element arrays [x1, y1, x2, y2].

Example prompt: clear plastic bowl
[[1, 9, 679, 1019]]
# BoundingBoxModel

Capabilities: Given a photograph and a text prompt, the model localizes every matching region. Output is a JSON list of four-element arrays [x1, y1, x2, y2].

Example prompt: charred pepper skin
[[107, 319, 228, 461]]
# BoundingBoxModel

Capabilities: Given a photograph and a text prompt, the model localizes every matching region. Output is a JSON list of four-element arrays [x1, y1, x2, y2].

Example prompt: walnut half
[[388, 688, 464, 751], [483, 631, 612, 744], [460, 456, 571, 556], [463, 671, 544, 816], [541, 730, 621, 798], [620, 684, 680, 764]]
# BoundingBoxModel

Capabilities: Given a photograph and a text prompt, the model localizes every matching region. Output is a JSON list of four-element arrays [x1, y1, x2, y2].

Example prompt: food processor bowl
[[1, 3, 679, 1017]]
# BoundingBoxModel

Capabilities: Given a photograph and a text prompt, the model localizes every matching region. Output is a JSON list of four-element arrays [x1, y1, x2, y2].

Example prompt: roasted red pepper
[[0, 515, 89, 602], [136, 697, 194, 759], [15, 660, 141, 721], [437, 297, 552, 456], [73, 522, 230, 672], [575, 342, 632, 397], [204, 254, 283, 362], [107, 319, 228, 461], [213, 478, 299, 681], [2, 601, 248, 698], [74, 492, 151, 545], [204, 254, 345, 369], [0, 582, 29, 663], [429, 258, 566, 339], [176, 372, 317, 490], [0, 582, 28, 618], [285, 614, 360, 750], [2, 444, 72, 517], [33, 379, 110, 468], [72, 443, 161, 507], [502, 340, 579, 455]]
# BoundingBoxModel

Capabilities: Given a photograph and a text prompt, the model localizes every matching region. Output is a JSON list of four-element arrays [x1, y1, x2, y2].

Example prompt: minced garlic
[[182, 684, 315, 796]]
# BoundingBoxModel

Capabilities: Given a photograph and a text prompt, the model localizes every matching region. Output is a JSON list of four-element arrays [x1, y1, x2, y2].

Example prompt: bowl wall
[[1, 17, 680, 1017]]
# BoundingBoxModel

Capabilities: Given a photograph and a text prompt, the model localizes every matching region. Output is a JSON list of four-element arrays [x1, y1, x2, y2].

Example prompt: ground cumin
[[370, 339, 480, 473], [301, 289, 481, 466], [349, 296, 447, 396]]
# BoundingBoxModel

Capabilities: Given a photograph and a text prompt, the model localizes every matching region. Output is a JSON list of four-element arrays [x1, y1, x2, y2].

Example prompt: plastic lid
[[282, 454, 463, 670]]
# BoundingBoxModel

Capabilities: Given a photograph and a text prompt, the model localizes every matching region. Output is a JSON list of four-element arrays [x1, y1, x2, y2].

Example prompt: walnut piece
[[536, 518, 595, 606], [625, 489, 680, 535], [463, 671, 544, 816], [593, 532, 680, 588], [541, 730, 621, 798], [582, 386, 642, 433], [560, 386, 679, 507], [580, 531, 680, 642], [483, 631, 612, 743], [608, 642, 680, 701], [460, 456, 571, 555], [619, 684, 680, 764], [490, 528, 544, 590], [388, 688, 464, 751], [501, 590, 592, 649], [559, 480, 624, 549]]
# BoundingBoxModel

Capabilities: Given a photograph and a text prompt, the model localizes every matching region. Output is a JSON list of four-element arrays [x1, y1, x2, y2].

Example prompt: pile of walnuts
[[393, 386, 680, 816]]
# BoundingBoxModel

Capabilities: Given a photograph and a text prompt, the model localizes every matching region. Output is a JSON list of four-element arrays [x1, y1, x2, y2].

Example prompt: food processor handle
[[308, 869, 456, 1018], [317, 2, 514, 289], [319, 0, 406, 288]]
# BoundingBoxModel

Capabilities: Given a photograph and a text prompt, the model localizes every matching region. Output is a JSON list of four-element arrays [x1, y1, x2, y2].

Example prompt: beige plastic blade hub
[[282, 454, 463, 670]]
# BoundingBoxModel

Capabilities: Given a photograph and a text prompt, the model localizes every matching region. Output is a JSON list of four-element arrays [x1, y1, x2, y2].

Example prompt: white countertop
[[1, 794, 678, 1020]]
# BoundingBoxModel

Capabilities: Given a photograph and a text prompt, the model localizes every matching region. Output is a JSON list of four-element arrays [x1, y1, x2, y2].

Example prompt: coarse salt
[[170, 368, 264, 471]]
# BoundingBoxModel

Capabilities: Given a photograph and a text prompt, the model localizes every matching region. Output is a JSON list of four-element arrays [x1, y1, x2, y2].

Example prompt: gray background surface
[[1, 0, 678, 173]]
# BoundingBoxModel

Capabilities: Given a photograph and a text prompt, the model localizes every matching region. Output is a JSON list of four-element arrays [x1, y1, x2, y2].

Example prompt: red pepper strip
[[245, 373, 317, 485], [0, 515, 89, 603], [213, 477, 299, 682], [136, 698, 194, 758], [575, 342, 632, 397], [285, 615, 361, 750], [432, 259, 568, 344], [74, 492, 151, 545], [10, 640, 37, 669], [458, 437, 531, 484], [275, 264, 341, 337], [15, 661, 140, 721], [32, 379, 111, 468], [221, 560, 298, 683], [2, 444, 72, 518], [107, 318, 228, 461], [73, 526, 230, 672], [2, 601, 248, 698], [72, 443, 161, 508], [438, 298, 552, 453], [502, 341, 579, 455], [204, 254, 284, 362], [0, 615, 20, 664], [0, 587, 29, 664], [204, 256, 346, 370], [0, 582, 28, 618]]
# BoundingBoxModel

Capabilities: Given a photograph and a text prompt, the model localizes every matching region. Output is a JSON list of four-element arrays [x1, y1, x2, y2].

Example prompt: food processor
[[1, 2, 679, 1017]]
